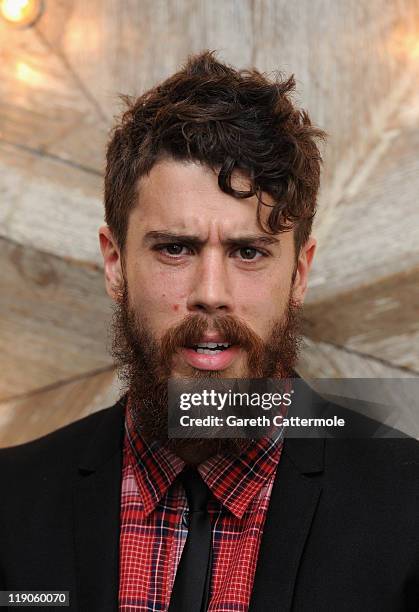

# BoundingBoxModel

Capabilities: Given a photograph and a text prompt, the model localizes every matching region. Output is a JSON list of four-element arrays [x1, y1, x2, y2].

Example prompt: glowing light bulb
[[0, 0, 43, 27], [389, 25, 419, 62]]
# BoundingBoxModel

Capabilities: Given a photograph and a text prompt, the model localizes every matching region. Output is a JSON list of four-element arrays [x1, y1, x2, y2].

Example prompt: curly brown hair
[[104, 50, 327, 256]]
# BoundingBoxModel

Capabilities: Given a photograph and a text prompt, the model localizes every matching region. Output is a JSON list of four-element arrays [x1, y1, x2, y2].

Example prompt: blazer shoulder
[[321, 397, 419, 460], [0, 398, 126, 481], [323, 431, 419, 499]]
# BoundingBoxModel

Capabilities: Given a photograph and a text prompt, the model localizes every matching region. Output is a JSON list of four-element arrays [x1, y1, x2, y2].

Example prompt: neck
[[173, 443, 217, 465]]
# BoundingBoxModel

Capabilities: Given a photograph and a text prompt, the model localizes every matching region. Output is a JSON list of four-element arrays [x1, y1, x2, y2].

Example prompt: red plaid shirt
[[119, 402, 284, 611]]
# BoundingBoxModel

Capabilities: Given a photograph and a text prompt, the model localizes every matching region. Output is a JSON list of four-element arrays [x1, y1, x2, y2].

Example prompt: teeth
[[195, 342, 230, 349], [191, 341, 232, 355]]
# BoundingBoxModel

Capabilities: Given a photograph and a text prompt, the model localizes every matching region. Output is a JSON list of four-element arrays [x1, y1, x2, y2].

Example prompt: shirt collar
[[197, 434, 283, 518], [125, 398, 283, 519], [125, 403, 185, 516]]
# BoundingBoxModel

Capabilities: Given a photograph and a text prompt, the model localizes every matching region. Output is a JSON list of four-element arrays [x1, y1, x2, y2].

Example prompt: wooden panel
[[245, 1, 418, 237], [0, 237, 113, 400], [0, 142, 104, 265], [37, 0, 255, 119], [0, 369, 120, 448], [0, 101, 109, 173], [303, 266, 419, 373], [308, 107, 419, 302], [302, 104, 419, 374], [297, 336, 417, 379], [0, 12, 107, 171]]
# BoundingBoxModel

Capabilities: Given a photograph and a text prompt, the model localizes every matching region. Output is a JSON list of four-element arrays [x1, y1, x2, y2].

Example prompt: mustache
[[115, 284, 266, 370], [160, 312, 264, 358]]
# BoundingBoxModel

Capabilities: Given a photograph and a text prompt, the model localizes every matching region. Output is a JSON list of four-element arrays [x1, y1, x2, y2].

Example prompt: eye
[[156, 243, 191, 258], [234, 246, 266, 261]]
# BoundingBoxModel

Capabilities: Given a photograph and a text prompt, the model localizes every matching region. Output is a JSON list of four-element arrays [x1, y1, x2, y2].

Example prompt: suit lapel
[[249, 436, 325, 612], [73, 400, 126, 612]]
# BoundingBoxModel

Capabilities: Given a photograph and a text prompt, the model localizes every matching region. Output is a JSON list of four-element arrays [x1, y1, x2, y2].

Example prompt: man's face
[[100, 158, 316, 456]]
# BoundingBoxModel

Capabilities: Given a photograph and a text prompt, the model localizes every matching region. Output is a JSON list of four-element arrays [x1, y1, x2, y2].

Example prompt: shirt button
[[182, 510, 189, 526]]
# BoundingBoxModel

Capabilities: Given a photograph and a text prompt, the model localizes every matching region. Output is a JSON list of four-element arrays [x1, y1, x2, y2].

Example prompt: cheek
[[238, 281, 289, 326], [237, 282, 276, 313], [135, 283, 184, 318], [130, 266, 174, 300]]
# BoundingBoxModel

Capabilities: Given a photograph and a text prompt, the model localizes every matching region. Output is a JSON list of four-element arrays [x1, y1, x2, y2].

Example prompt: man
[[0, 51, 418, 611]]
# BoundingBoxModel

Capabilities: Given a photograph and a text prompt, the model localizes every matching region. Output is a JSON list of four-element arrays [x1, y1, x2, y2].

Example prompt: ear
[[292, 236, 317, 305], [99, 225, 124, 301]]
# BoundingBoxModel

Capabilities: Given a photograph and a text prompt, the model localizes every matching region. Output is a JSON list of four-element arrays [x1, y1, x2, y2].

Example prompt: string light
[[0, 0, 43, 28]]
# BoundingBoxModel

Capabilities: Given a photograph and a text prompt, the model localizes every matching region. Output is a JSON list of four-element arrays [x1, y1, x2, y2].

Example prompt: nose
[[186, 248, 233, 314]]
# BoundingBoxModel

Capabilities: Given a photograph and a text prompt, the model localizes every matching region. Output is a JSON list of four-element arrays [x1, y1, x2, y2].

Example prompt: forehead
[[130, 158, 274, 236]]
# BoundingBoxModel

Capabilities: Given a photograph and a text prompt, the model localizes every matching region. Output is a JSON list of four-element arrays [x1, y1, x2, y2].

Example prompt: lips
[[180, 344, 240, 370]]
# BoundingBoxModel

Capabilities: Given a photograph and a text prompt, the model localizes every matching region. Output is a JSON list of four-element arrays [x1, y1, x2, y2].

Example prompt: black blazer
[[0, 392, 418, 611]]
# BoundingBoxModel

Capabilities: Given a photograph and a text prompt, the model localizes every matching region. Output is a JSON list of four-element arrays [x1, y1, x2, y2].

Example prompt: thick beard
[[111, 282, 303, 461]]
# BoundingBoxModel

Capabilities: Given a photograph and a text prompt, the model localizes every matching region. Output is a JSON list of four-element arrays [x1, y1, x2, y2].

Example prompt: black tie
[[168, 467, 213, 612]]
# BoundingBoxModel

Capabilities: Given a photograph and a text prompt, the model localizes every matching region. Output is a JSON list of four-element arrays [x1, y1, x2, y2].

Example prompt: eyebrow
[[143, 230, 280, 248]]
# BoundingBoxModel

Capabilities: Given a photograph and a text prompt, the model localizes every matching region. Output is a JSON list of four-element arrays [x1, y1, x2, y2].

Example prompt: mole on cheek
[[172, 304, 179, 311]]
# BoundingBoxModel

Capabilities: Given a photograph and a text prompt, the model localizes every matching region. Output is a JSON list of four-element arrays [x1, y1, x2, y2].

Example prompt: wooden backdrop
[[1, 0, 418, 445]]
